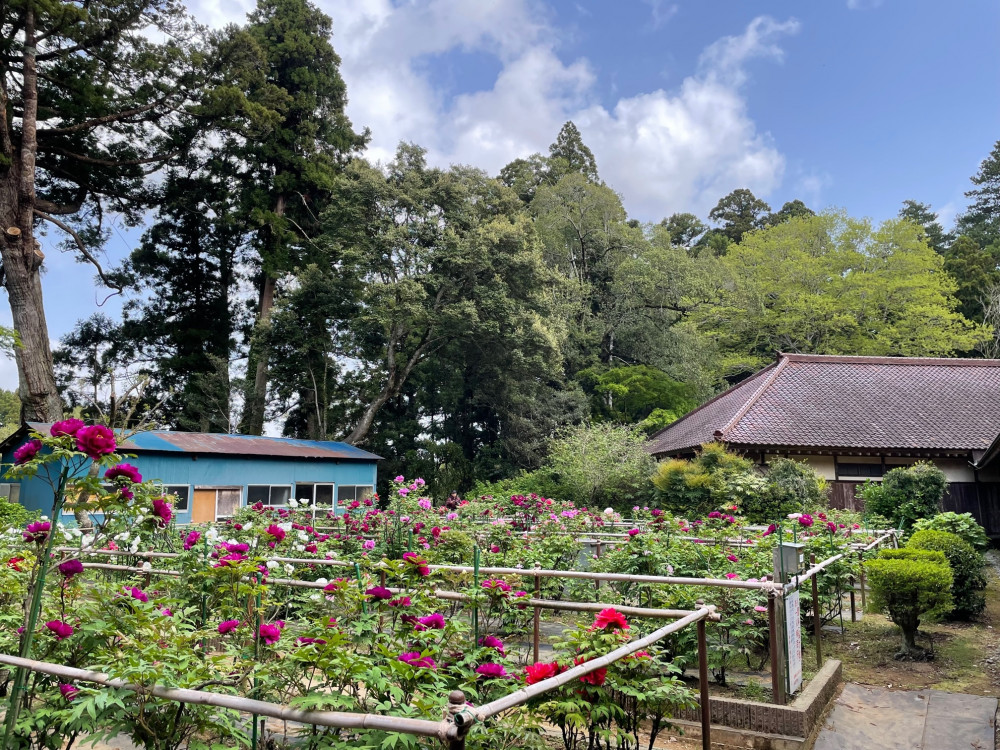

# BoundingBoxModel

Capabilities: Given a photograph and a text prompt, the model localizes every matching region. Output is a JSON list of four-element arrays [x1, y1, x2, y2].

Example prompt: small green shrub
[[652, 443, 768, 519], [907, 529, 986, 620], [0, 497, 38, 529], [427, 530, 475, 565], [866, 557, 953, 658], [877, 548, 947, 565], [912, 512, 990, 552], [741, 458, 827, 523], [862, 462, 947, 531]]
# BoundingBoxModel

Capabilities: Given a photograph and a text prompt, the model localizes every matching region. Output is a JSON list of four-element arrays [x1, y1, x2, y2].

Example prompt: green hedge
[[907, 529, 987, 620], [878, 548, 947, 566], [911, 512, 990, 552]]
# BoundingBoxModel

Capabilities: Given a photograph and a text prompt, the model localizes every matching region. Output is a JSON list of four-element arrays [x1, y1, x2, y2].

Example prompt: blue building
[[0, 424, 381, 523]]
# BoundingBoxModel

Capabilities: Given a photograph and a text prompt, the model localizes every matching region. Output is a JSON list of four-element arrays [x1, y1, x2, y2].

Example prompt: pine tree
[[548, 121, 600, 182]]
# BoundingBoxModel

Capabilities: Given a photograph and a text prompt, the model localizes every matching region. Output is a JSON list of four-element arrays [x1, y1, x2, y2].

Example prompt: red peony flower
[[593, 608, 629, 631], [574, 657, 607, 686], [525, 661, 559, 685]]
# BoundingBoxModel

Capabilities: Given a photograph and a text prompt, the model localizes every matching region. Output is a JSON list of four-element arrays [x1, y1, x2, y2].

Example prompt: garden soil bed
[[822, 551, 1000, 696]]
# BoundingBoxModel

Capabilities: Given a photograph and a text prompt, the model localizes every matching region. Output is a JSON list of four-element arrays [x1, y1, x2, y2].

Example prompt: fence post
[[810, 554, 822, 668], [767, 590, 786, 705], [849, 577, 856, 623], [696, 603, 711, 750], [446, 690, 472, 750], [472, 546, 480, 650], [533, 573, 541, 664], [858, 550, 867, 612]]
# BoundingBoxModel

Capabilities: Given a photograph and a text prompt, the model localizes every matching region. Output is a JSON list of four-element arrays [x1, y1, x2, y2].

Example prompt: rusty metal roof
[[25, 424, 381, 461], [647, 353, 1000, 457]]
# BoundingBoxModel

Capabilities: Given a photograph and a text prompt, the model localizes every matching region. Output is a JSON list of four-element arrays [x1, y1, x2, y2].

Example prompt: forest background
[[1, 0, 1000, 498]]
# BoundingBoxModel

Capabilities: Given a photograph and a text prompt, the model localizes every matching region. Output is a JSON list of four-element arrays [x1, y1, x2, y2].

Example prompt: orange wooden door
[[191, 489, 217, 523]]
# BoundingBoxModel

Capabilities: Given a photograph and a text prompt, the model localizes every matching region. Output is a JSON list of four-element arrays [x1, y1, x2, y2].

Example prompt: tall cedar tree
[[238, 0, 367, 435], [0, 0, 225, 420]]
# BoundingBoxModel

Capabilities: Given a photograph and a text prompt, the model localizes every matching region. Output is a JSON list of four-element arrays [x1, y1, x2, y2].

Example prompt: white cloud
[[641, 0, 679, 31], [188, 0, 800, 219]]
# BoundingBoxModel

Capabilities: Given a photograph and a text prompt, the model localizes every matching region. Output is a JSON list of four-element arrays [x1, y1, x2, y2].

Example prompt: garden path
[[812, 683, 997, 750]]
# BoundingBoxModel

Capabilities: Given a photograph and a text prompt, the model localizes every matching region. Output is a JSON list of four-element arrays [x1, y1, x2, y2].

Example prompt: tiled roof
[[647, 354, 1000, 456], [24, 423, 382, 461]]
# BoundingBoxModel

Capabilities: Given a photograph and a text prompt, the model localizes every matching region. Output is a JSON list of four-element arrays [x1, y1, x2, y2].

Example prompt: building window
[[837, 462, 884, 479], [158, 485, 190, 512], [247, 485, 292, 507], [63, 483, 115, 515], [337, 485, 374, 505], [0, 483, 20, 503], [294, 483, 334, 508]]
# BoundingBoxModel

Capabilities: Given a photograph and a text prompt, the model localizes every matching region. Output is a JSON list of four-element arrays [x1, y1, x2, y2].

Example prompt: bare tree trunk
[[239, 195, 284, 436], [0, 7, 62, 422]]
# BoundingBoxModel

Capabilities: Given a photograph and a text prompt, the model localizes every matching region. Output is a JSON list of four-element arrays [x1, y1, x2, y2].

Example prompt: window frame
[[157, 484, 191, 512], [247, 484, 293, 508], [337, 484, 375, 506]]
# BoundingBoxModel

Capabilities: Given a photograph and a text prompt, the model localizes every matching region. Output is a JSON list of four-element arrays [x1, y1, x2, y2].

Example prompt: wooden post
[[594, 541, 601, 593], [447, 690, 470, 750], [767, 592, 786, 705], [858, 551, 867, 612], [696, 603, 711, 750], [533, 574, 541, 664], [810, 554, 822, 668], [849, 577, 856, 623]]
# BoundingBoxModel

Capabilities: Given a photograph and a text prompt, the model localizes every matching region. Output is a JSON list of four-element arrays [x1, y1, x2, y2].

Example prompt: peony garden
[[4, 422, 988, 750]]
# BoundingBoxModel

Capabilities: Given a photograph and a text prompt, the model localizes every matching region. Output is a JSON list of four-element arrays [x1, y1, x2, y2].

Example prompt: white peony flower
[[309, 593, 321, 601], [266, 560, 279, 570], [288, 498, 299, 508], [604, 508, 614, 515], [787, 513, 802, 520], [294, 544, 305, 552], [278, 522, 293, 532], [283, 564, 294, 575], [242, 523, 252, 532], [315, 578, 328, 586]]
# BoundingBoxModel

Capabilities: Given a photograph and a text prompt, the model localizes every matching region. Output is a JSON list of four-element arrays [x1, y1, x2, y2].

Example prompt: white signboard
[[785, 590, 803, 694]]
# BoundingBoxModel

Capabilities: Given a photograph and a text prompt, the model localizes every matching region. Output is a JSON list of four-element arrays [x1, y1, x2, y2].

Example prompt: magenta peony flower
[[762, 523, 776, 537], [105, 463, 142, 484], [265, 524, 286, 543], [627, 528, 640, 537], [183, 530, 201, 550], [475, 663, 510, 679], [13, 439, 42, 465], [222, 542, 249, 554], [151, 498, 172, 527], [258, 622, 283, 645], [58, 559, 84, 579], [799, 514, 814, 527], [727, 554, 738, 563], [51, 419, 85, 437], [401, 552, 430, 576], [388, 596, 412, 608], [479, 635, 505, 654], [398, 651, 436, 669], [366, 586, 392, 600], [160, 608, 173, 617], [45, 620, 74, 640], [417, 613, 446, 630], [22, 520, 50, 543], [218, 619, 240, 635], [125, 586, 148, 603], [59, 683, 80, 701], [296, 637, 327, 646], [75, 425, 116, 459]]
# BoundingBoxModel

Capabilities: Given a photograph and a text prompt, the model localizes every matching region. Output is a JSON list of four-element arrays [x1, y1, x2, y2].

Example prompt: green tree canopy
[[708, 188, 772, 244]]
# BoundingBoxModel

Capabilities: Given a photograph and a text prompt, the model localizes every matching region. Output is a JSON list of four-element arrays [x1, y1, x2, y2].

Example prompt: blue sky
[[5, 0, 999, 390]]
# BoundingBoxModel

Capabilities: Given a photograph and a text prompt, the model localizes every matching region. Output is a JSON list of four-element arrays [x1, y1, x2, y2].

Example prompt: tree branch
[[33, 209, 123, 293], [36, 100, 163, 136]]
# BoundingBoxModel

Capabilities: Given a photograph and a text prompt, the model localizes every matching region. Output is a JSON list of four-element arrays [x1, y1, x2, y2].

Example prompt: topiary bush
[[911, 512, 990, 552], [907, 529, 987, 620], [862, 462, 947, 531], [652, 443, 767, 519], [865, 557, 953, 659], [878, 548, 948, 565]]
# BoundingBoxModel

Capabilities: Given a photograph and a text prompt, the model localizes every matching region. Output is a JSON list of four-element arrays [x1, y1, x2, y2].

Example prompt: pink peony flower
[[218, 619, 240, 634], [75, 425, 117, 459], [417, 498, 432, 510], [296, 637, 327, 646], [475, 663, 509, 679], [627, 528, 640, 537], [479, 635, 505, 654], [724, 572, 739, 580], [152, 498, 172, 527], [58, 559, 83, 579], [160, 608, 173, 617], [13, 439, 42, 465], [394, 475, 405, 482], [593, 608, 629, 631], [125, 586, 148, 603], [23, 521, 50, 543], [398, 651, 436, 669], [183, 530, 201, 550], [398, 488, 409, 497], [45, 620, 74, 640], [50, 419, 85, 437], [265, 524, 286, 543], [366, 586, 392, 600], [401, 551, 430, 576], [59, 683, 80, 701], [105, 463, 142, 484], [754, 605, 767, 613], [258, 622, 283, 645], [389, 596, 412, 608], [727, 554, 739, 562], [417, 613, 446, 629], [799, 514, 814, 527]]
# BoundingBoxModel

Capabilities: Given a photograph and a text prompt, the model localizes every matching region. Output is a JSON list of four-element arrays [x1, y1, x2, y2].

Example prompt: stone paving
[[812, 683, 997, 750]]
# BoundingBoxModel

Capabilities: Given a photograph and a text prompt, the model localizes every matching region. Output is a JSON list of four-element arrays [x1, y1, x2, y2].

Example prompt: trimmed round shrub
[[740, 458, 827, 524], [878, 548, 948, 566], [863, 462, 947, 531], [907, 529, 987, 620], [911, 512, 990, 552], [866, 558, 953, 659]]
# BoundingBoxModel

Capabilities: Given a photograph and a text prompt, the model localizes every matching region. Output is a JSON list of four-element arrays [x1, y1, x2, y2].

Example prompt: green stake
[[354, 563, 368, 614], [473, 545, 480, 649]]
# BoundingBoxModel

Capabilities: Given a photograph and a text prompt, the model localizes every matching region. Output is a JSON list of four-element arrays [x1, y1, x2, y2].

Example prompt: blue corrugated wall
[[0, 447, 377, 523]]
